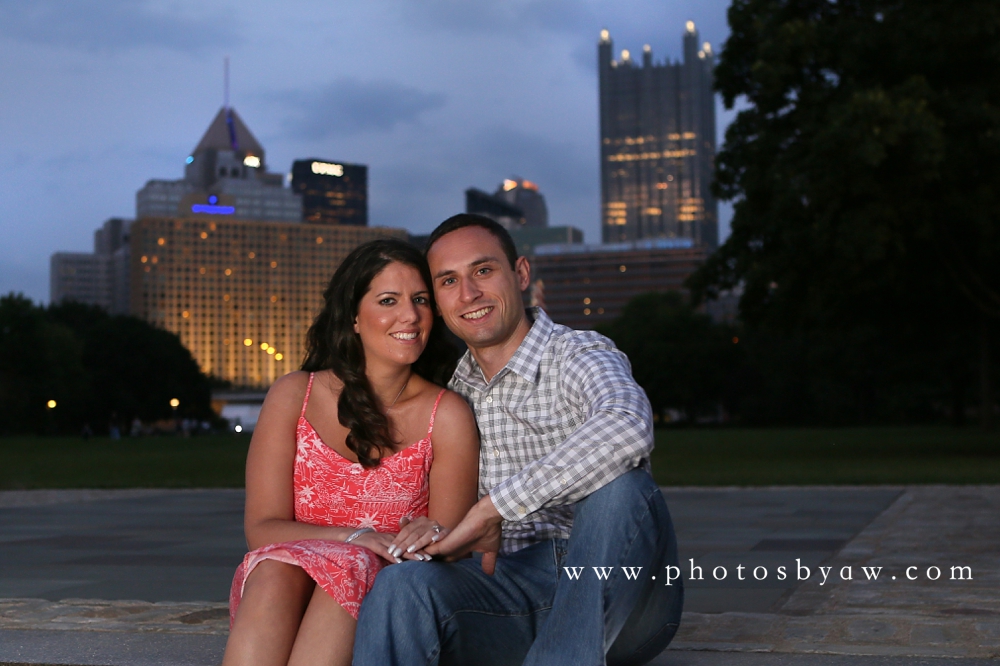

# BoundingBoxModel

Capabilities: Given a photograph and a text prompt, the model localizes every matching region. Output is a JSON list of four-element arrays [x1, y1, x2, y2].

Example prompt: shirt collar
[[452, 307, 552, 390]]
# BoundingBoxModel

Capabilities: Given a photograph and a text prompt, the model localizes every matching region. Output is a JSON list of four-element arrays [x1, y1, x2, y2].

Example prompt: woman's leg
[[222, 560, 315, 666], [287, 585, 356, 666]]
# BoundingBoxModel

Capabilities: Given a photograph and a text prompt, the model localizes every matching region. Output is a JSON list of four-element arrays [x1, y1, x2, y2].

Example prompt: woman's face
[[353, 261, 433, 370]]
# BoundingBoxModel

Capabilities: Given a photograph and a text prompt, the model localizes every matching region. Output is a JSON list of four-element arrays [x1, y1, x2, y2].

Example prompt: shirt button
[[560, 478, 567, 485], [493, 447, 500, 458], [485, 396, 493, 404], [517, 505, 527, 515]]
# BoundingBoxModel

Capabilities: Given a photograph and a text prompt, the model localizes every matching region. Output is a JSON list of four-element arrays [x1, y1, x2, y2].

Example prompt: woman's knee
[[243, 560, 313, 603]]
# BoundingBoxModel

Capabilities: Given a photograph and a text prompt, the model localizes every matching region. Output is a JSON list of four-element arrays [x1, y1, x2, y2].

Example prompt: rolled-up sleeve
[[489, 344, 653, 521]]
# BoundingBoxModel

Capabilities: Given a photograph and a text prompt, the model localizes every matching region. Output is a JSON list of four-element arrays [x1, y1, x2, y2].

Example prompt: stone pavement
[[0, 486, 996, 665]]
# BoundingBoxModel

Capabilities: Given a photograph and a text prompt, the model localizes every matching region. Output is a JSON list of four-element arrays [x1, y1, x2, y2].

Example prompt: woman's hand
[[350, 531, 403, 563], [388, 516, 449, 562]]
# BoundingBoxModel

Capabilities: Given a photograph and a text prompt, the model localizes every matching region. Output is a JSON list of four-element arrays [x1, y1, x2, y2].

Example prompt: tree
[[599, 292, 740, 422], [0, 295, 215, 435], [690, 0, 1000, 426], [0, 295, 88, 433], [48, 302, 215, 428]]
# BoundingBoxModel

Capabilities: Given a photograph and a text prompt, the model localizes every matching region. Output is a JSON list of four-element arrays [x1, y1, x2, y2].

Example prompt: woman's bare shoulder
[[432, 390, 477, 439], [264, 371, 310, 404]]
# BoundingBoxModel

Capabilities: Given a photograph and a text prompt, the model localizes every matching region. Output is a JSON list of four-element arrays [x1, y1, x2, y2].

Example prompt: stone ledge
[[4, 600, 997, 659]]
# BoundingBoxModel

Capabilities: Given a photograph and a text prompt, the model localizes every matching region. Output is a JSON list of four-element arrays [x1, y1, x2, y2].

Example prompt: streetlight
[[169, 398, 180, 409], [46, 400, 57, 409]]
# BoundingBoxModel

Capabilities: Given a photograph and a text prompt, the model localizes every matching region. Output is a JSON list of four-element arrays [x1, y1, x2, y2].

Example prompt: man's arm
[[489, 341, 653, 522]]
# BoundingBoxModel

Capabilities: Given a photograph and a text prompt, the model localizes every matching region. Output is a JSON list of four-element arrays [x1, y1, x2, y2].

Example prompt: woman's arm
[[243, 372, 356, 550], [389, 391, 480, 556], [427, 391, 481, 527]]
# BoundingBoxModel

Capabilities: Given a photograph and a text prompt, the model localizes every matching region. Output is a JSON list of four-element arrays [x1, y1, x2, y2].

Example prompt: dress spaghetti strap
[[426, 389, 447, 437], [300, 372, 316, 419]]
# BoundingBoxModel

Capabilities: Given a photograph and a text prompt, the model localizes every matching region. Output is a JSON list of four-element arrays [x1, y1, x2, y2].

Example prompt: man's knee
[[578, 468, 661, 519]]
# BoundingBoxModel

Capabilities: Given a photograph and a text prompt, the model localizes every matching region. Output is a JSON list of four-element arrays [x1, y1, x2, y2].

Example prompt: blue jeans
[[353, 468, 683, 666]]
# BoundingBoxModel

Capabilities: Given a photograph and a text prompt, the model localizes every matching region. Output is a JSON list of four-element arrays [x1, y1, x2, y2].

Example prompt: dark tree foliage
[[690, 0, 1000, 425], [0, 295, 88, 434], [599, 292, 740, 422], [0, 295, 214, 435]]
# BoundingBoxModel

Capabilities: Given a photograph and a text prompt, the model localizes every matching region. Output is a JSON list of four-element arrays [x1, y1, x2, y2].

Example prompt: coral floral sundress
[[229, 373, 444, 622]]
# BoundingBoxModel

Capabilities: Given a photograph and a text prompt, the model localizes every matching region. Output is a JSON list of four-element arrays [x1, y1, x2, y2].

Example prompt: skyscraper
[[50, 217, 132, 314], [465, 188, 526, 230], [136, 107, 302, 223], [598, 23, 718, 247], [130, 217, 403, 388], [291, 159, 368, 226], [494, 177, 548, 228]]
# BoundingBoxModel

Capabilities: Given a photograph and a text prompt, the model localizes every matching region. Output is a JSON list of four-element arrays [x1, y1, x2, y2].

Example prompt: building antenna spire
[[223, 57, 238, 150]]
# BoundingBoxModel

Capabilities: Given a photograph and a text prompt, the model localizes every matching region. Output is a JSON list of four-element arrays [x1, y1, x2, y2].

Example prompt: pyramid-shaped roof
[[192, 107, 265, 157]]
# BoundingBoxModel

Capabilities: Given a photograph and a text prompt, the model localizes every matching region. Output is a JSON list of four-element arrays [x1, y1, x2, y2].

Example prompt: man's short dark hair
[[425, 214, 518, 269]]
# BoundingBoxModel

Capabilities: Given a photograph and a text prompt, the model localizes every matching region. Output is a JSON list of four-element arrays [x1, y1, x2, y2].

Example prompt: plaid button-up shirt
[[449, 307, 654, 554]]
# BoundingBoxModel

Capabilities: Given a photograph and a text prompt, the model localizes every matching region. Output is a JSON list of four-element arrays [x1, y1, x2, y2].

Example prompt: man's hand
[[424, 494, 503, 574]]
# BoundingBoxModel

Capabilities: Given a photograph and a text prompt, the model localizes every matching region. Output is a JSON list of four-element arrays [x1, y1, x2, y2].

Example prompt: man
[[353, 214, 683, 666]]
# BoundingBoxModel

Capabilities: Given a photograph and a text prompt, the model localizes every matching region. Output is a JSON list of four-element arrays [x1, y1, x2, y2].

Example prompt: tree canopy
[[690, 0, 1000, 424], [0, 295, 215, 435]]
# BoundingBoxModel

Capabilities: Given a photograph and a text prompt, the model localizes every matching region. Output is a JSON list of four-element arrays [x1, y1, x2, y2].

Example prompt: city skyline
[[0, 1, 736, 303]]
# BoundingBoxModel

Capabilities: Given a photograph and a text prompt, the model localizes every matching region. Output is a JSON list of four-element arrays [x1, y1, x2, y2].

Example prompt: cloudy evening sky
[[0, 0, 735, 303]]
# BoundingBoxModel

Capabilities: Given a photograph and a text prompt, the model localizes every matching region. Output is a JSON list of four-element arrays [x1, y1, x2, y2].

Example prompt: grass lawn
[[651, 426, 1000, 486], [0, 434, 251, 490], [0, 427, 998, 489]]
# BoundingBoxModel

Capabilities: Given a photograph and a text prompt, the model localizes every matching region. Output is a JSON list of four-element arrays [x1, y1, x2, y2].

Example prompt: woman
[[222, 239, 480, 666]]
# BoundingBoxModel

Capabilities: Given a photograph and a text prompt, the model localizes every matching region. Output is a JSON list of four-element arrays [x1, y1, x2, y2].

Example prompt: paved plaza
[[0, 485, 996, 665]]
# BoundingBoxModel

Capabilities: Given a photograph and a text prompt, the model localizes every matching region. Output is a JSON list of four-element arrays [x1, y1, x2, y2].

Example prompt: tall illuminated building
[[130, 217, 404, 388], [291, 159, 368, 226], [136, 107, 301, 223], [598, 23, 718, 247], [128, 107, 400, 389]]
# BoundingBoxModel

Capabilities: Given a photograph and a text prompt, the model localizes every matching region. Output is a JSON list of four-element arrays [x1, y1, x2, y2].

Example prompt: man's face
[[427, 226, 531, 351]]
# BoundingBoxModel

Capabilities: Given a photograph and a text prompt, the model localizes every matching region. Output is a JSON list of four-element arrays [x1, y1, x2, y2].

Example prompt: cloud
[[463, 125, 596, 199], [0, 0, 240, 53], [367, 124, 600, 235], [275, 79, 447, 139], [387, 0, 596, 36]]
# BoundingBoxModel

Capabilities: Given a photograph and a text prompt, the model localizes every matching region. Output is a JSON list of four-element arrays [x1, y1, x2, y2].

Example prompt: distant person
[[130, 417, 142, 437], [353, 215, 683, 666], [222, 239, 479, 666]]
